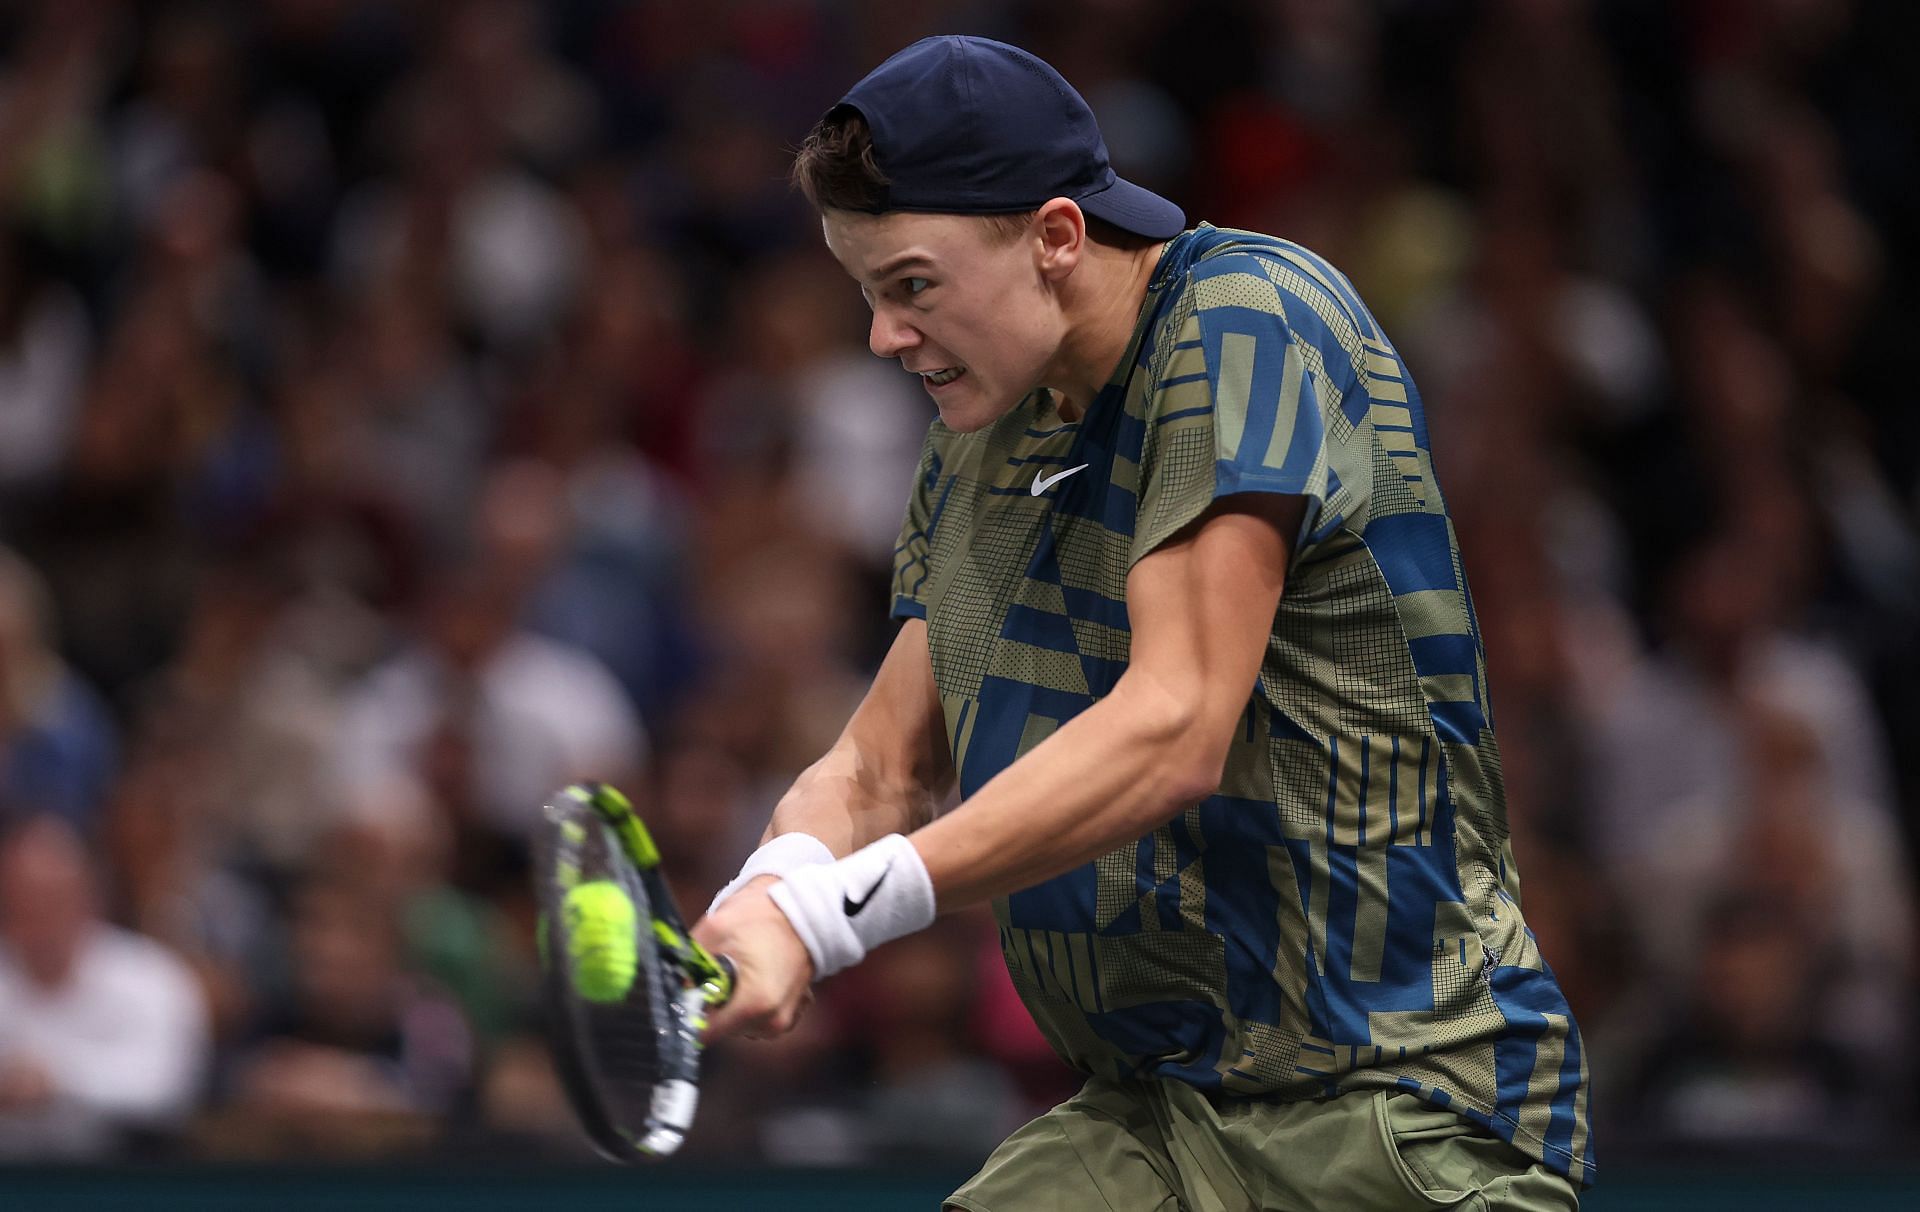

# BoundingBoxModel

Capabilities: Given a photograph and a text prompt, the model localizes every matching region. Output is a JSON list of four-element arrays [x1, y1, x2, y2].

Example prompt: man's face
[[0, 823, 96, 988], [822, 210, 1065, 432]]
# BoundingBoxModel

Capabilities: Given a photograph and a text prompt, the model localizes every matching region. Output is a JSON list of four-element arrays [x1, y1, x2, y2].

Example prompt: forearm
[[708, 497, 1294, 1033], [763, 738, 942, 856], [912, 675, 1220, 911]]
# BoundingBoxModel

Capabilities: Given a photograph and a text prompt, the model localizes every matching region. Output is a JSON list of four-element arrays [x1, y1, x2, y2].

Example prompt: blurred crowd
[[0, 0, 1915, 1170]]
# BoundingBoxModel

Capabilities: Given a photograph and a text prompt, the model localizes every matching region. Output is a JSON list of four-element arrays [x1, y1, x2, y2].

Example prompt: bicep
[[1123, 493, 1305, 735]]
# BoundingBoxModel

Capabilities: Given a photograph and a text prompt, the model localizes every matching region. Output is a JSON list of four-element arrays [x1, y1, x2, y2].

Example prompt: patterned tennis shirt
[[889, 224, 1593, 1185]]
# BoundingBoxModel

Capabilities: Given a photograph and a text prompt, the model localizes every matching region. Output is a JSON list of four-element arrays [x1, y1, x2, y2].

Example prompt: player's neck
[[1047, 240, 1167, 423]]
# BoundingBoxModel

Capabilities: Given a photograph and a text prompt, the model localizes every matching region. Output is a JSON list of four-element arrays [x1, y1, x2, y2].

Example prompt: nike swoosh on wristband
[[843, 861, 893, 917], [1031, 464, 1090, 496]]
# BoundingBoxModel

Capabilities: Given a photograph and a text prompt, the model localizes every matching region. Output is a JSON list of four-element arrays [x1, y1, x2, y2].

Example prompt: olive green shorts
[[945, 1077, 1579, 1212]]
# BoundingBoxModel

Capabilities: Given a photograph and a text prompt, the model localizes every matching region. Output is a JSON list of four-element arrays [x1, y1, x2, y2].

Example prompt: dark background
[[0, 0, 1915, 1196]]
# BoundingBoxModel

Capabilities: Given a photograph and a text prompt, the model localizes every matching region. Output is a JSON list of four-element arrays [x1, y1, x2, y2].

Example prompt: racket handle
[[712, 953, 737, 1006]]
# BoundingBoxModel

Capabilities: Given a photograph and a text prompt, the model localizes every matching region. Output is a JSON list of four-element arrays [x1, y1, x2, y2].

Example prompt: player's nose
[[869, 306, 920, 359]]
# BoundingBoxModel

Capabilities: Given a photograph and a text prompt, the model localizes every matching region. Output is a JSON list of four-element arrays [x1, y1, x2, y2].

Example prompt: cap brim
[[1077, 175, 1186, 240]]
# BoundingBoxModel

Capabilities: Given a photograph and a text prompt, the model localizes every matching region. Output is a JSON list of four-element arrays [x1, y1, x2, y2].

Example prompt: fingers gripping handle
[[705, 952, 736, 1008]]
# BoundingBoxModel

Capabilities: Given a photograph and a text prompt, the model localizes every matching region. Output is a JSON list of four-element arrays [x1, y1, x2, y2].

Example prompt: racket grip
[[712, 953, 737, 1006]]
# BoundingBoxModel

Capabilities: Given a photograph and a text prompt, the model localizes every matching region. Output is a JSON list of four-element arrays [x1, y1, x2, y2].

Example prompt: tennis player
[[693, 35, 1590, 1210]]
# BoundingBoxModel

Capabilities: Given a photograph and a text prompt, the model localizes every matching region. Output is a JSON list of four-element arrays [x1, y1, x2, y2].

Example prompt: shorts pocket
[[1371, 1091, 1476, 1208]]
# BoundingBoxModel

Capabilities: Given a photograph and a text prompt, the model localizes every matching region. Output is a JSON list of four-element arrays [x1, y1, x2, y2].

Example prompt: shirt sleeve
[[889, 424, 942, 620], [1131, 250, 1360, 568]]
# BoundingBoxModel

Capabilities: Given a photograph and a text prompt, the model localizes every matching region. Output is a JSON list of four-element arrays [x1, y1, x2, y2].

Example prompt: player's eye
[[903, 276, 931, 296]]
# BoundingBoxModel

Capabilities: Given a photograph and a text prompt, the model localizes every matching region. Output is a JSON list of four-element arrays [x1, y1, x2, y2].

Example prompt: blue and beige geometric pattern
[[890, 225, 1593, 1184]]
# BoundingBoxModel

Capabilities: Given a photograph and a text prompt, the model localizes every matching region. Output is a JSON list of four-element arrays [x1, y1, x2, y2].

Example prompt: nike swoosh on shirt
[[843, 861, 893, 917], [1031, 464, 1090, 496]]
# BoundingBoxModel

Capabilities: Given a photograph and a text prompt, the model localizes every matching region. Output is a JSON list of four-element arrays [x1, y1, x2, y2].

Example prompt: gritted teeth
[[923, 367, 964, 386]]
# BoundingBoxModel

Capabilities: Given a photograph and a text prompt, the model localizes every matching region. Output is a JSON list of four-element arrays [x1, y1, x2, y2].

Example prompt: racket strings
[[537, 789, 711, 1160], [575, 849, 704, 1128]]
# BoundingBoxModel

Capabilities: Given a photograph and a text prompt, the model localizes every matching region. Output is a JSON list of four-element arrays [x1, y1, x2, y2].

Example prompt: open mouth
[[920, 367, 965, 387]]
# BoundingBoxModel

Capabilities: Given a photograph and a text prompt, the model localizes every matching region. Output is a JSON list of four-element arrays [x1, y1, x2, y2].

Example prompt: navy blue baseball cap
[[832, 36, 1186, 240]]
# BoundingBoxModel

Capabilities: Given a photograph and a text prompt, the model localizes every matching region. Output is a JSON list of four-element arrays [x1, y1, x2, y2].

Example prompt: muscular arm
[[912, 492, 1303, 909], [699, 493, 1302, 1036], [762, 617, 955, 856], [694, 620, 952, 1033]]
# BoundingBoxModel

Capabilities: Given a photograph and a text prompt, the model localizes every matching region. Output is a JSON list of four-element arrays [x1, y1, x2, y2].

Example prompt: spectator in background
[[0, 815, 208, 1159], [327, 460, 648, 868], [689, 975, 863, 1166], [0, 229, 91, 500], [9, 241, 246, 701], [1591, 517, 1897, 876], [330, 547, 647, 880], [502, 310, 707, 721], [325, 275, 491, 557], [326, 778, 526, 1050], [329, 48, 586, 356], [1621, 893, 1875, 1156], [102, 713, 278, 1047], [217, 872, 471, 1158], [712, 247, 932, 564], [0, 0, 1911, 1170], [0, 0, 118, 267], [121, 558, 333, 876], [0, 545, 116, 829], [850, 917, 1024, 1166], [1610, 696, 1914, 1135], [319, 780, 559, 1159]]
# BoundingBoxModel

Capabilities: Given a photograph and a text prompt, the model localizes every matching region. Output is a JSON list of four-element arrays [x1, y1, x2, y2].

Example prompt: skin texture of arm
[[697, 491, 1304, 1036], [692, 618, 954, 1033], [760, 617, 956, 855]]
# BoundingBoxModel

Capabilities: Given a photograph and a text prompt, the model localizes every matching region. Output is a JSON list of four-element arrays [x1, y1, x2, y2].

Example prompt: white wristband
[[767, 833, 935, 979], [707, 832, 836, 915]]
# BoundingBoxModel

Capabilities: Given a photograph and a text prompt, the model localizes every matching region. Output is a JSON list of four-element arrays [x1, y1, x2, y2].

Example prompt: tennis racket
[[532, 782, 734, 1162]]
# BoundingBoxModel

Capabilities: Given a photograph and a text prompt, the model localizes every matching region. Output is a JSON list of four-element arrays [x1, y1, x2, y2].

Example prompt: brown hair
[[791, 107, 890, 214], [791, 108, 1155, 250]]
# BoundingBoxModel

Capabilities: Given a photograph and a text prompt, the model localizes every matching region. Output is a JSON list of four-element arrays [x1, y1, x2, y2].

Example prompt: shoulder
[[1187, 230, 1369, 324], [1170, 230, 1380, 397]]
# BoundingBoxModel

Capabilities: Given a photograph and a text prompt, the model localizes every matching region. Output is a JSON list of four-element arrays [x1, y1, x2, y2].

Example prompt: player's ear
[[1034, 198, 1086, 281]]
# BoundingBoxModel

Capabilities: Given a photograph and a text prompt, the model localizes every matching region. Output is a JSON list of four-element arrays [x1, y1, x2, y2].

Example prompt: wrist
[[708, 832, 836, 915], [766, 833, 935, 979]]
